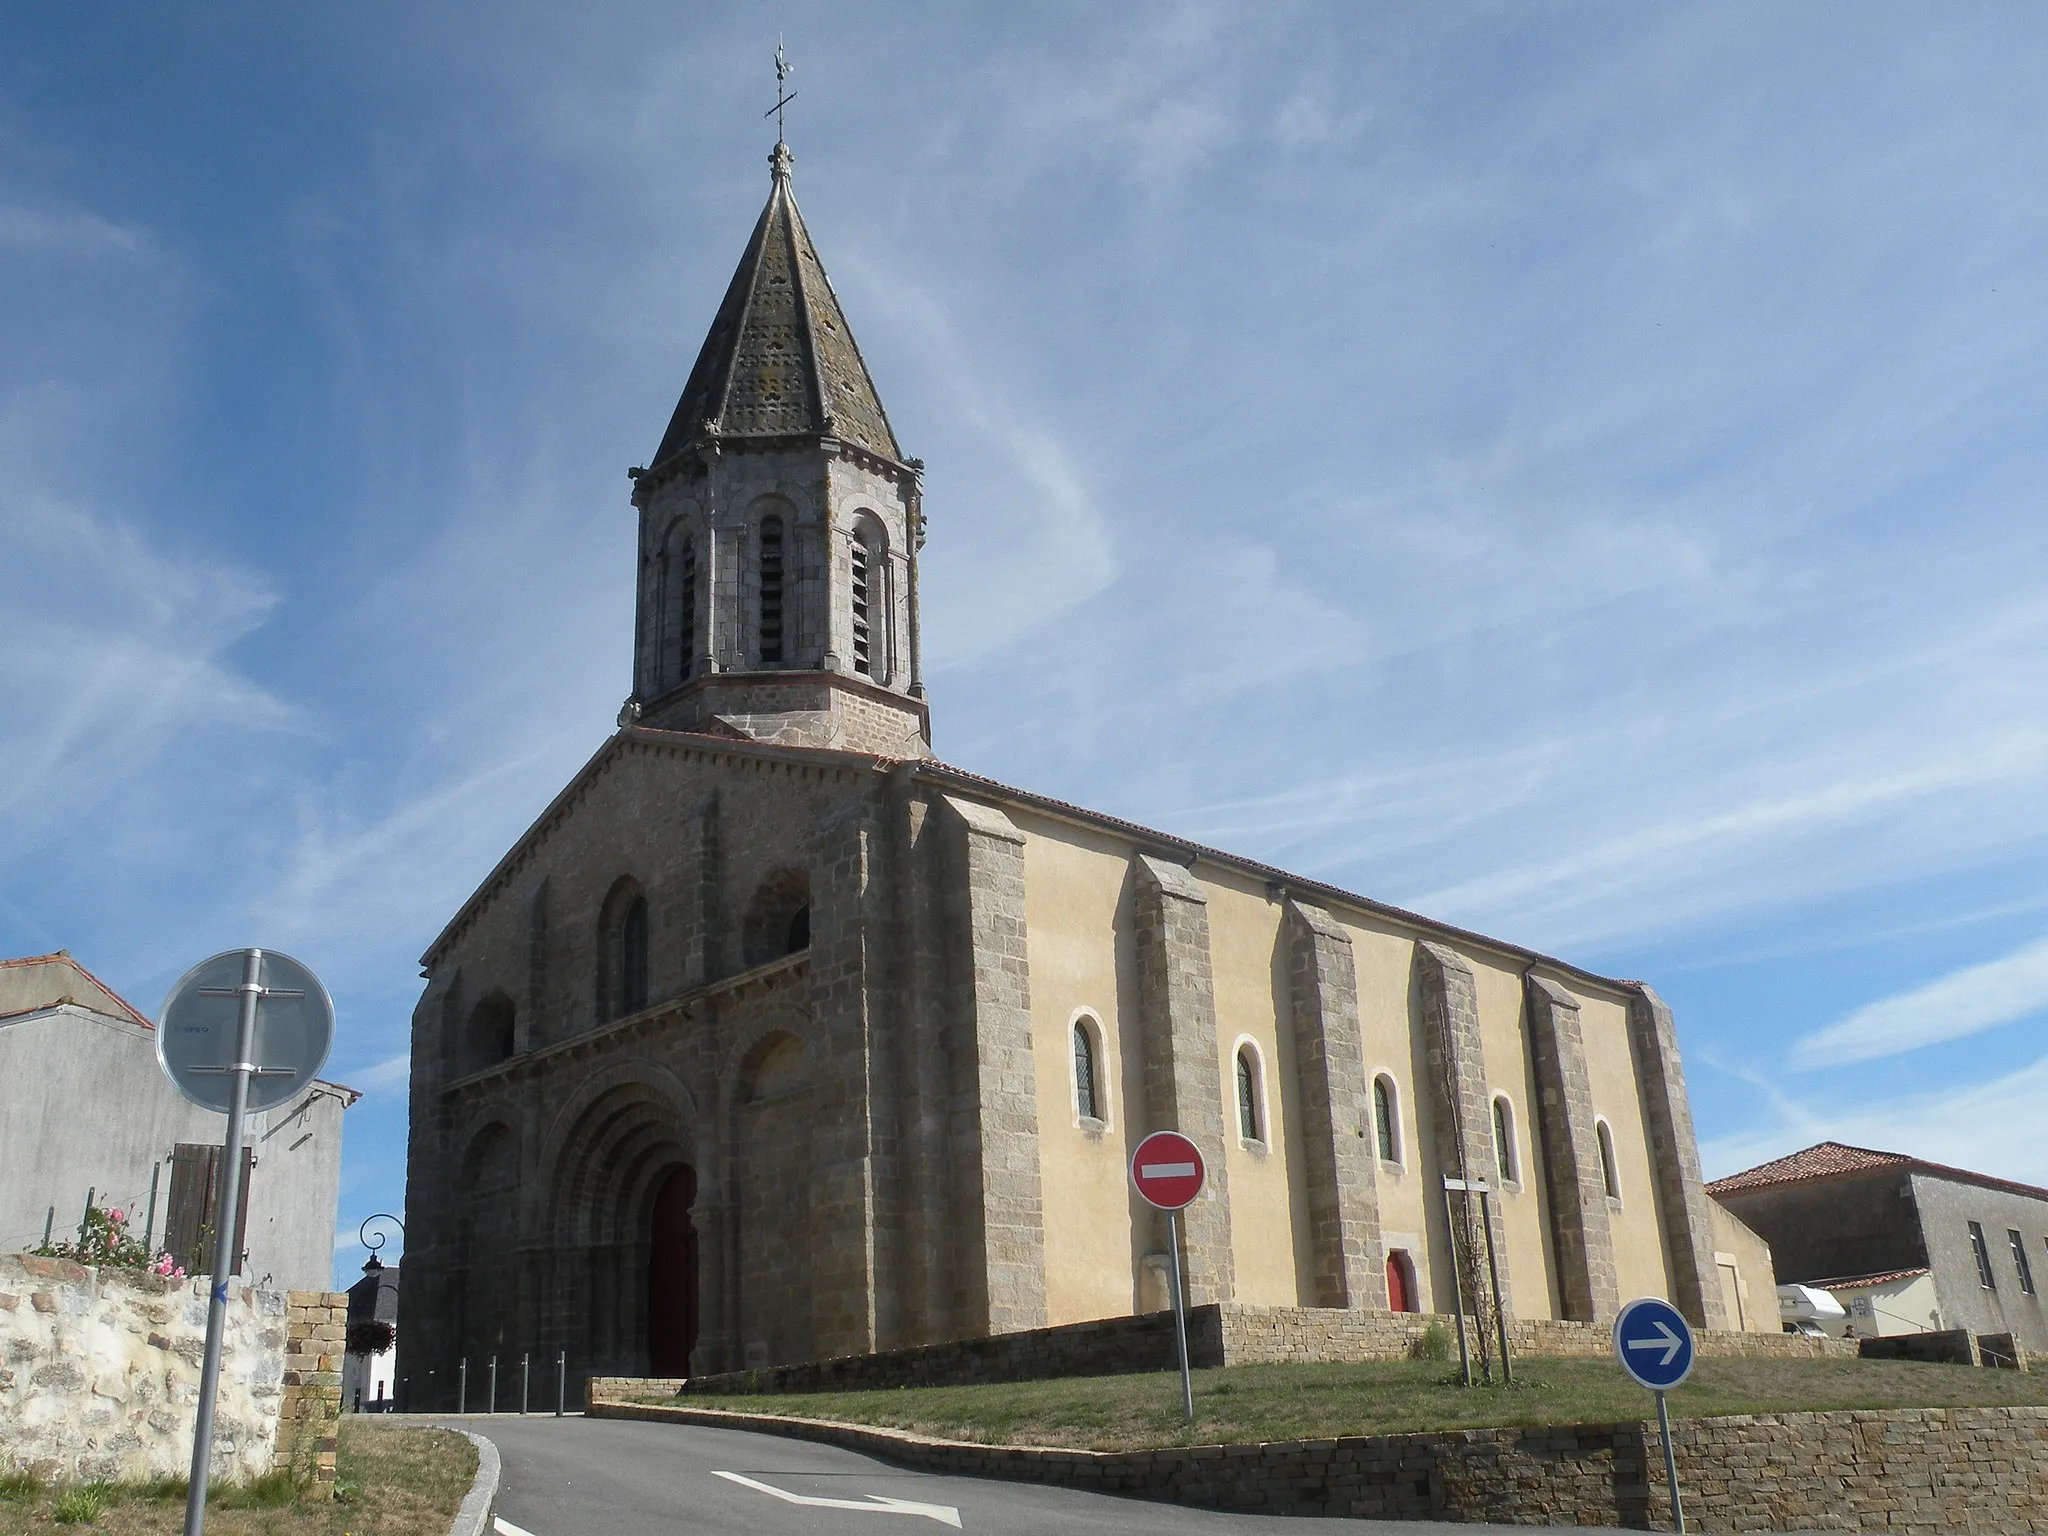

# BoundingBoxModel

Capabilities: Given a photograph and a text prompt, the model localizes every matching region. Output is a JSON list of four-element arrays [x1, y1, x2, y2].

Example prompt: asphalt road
[[424, 1412, 1641, 1535]]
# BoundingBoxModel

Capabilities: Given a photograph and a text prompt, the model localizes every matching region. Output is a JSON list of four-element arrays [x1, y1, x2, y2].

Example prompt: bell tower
[[625, 142, 929, 758]]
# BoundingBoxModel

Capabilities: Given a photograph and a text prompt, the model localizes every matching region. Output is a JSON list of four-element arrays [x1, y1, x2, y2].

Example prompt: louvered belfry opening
[[676, 540, 697, 681], [759, 516, 785, 664], [850, 537, 872, 676]]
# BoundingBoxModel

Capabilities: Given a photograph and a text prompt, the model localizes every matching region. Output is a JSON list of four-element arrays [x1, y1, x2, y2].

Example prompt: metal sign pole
[[556, 1351, 566, 1417], [1656, 1389, 1685, 1533], [521, 1353, 530, 1415], [180, 948, 262, 1536], [1166, 1210, 1194, 1425]]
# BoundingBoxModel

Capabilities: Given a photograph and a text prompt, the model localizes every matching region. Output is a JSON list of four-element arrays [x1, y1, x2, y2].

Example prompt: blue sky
[[7, 4, 2048, 1286]]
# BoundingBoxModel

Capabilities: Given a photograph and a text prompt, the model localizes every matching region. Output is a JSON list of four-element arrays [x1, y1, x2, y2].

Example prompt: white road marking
[[494, 1520, 540, 1536], [1139, 1162, 1196, 1178], [713, 1469, 964, 1527]]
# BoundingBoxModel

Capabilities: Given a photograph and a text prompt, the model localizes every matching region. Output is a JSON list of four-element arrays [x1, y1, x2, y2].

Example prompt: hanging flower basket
[[347, 1319, 396, 1357]]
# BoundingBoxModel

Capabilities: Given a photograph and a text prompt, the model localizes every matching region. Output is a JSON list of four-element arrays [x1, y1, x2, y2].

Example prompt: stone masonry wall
[[278, 1291, 346, 1497], [665, 1301, 1851, 1397], [592, 1397, 2048, 1531], [0, 1254, 287, 1483]]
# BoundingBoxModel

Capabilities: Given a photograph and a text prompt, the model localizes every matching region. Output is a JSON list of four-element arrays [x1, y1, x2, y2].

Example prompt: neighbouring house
[[342, 1256, 400, 1411], [403, 137, 1782, 1403], [0, 951, 355, 1291], [1708, 1141, 2048, 1349]]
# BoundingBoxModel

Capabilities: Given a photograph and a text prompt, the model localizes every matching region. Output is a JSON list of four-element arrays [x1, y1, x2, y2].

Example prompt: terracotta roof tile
[[1806, 1267, 1931, 1291], [1709, 1139, 2048, 1205]]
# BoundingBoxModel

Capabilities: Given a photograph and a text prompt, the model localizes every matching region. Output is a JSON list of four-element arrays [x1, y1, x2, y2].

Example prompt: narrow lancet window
[[758, 517, 784, 664], [621, 896, 650, 1015], [850, 535, 872, 676], [1236, 1047, 1260, 1142], [1373, 1077, 1397, 1162], [676, 540, 697, 682], [1074, 1023, 1099, 1121]]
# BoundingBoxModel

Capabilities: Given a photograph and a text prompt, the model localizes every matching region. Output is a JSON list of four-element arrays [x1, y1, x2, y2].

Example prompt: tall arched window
[[1073, 1022, 1100, 1121], [1236, 1045, 1261, 1142], [1373, 1075, 1399, 1162], [674, 538, 697, 682], [1492, 1095, 1518, 1184], [1597, 1119, 1621, 1200], [850, 533, 874, 677], [621, 896, 650, 1015], [758, 516, 784, 664]]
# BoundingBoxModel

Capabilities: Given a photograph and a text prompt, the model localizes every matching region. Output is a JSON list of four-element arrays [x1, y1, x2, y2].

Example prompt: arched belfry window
[[1073, 1021, 1100, 1122], [850, 533, 874, 677], [1236, 1045, 1261, 1143], [758, 515, 784, 665], [674, 537, 697, 683], [621, 896, 649, 1015]]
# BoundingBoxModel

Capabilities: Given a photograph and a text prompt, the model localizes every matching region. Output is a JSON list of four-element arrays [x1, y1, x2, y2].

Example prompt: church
[[401, 141, 1771, 1402]]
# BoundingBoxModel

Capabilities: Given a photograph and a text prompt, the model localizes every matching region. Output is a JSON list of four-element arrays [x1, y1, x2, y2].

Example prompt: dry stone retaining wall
[[0, 1254, 343, 1486], [591, 1395, 2048, 1532], [675, 1302, 1851, 1396]]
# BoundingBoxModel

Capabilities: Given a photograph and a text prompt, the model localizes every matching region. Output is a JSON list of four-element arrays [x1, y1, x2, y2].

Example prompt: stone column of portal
[[804, 794, 886, 1360], [936, 795, 1048, 1337], [1415, 942, 1513, 1319], [1524, 973, 1620, 1323], [1133, 856, 1235, 1306], [1284, 900, 1387, 1309], [1627, 984, 1733, 1330]]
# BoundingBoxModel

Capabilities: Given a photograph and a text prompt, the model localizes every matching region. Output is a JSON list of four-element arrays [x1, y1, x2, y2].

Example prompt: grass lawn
[[0, 1418, 476, 1536], [631, 1356, 2048, 1452]]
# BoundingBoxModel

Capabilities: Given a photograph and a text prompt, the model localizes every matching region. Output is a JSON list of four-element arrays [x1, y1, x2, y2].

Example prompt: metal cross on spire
[[766, 37, 798, 147]]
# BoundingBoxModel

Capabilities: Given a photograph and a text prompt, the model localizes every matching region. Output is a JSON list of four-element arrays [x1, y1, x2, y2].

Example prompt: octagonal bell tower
[[625, 142, 929, 758]]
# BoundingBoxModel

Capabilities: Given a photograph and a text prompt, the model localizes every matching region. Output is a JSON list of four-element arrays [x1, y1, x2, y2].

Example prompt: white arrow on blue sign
[[1611, 1295, 1696, 1391]]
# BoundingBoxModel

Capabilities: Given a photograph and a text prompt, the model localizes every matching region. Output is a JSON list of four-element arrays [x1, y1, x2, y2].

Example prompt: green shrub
[[52, 1482, 111, 1524], [1411, 1321, 1452, 1362]]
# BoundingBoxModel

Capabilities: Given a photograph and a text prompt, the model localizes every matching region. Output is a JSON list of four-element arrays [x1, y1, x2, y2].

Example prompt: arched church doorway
[[647, 1164, 699, 1375]]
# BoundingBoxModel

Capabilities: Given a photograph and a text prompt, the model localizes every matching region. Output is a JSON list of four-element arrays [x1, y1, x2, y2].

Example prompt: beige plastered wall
[[1201, 869, 1309, 1307], [1019, 818, 1143, 1326], [1580, 990, 1681, 1304], [1708, 1198, 1779, 1333], [1018, 810, 1699, 1331]]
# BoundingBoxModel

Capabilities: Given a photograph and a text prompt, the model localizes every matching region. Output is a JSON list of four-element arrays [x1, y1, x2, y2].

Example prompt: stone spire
[[646, 146, 903, 474], [626, 145, 928, 760]]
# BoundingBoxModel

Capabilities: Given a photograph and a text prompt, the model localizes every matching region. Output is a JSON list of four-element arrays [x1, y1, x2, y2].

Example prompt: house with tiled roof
[[0, 951, 355, 1291], [401, 137, 1780, 1405], [1709, 1141, 2048, 1347]]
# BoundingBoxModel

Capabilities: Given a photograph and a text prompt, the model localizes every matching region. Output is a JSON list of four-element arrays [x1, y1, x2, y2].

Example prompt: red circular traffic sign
[[1130, 1130, 1207, 1211]]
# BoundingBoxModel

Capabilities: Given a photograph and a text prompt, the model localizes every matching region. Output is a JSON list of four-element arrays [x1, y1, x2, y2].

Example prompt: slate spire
[[649, 145, 902, 471]]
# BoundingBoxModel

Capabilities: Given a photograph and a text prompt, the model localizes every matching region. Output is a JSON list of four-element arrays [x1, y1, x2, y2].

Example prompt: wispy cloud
[[1701, 1053, 2048, 1190], [1789, 935, 2048, 1071]]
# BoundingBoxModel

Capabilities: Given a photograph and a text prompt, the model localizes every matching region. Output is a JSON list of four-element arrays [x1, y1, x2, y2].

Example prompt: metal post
[[143, 1162, 161, 1256], [181, 948, 262, 1536], [1166, 1210, 1194, 1424], [1479, 1189, 1512, 1384], [1442, 1185, 1472, 1387], [556, 1351, 566, 1417], [1656, 1389, 1685, 1533], [42, 1207, 52, 1249], [521, 1353, 530, 1415], [488, 1355, 498, 1414], [459, 1358, 468, 1414], [80, 1187, 95, 1245]]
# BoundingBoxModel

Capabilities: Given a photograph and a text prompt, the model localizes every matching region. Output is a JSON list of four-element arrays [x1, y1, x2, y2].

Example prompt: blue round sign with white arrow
[[1612, 1295, 1695, 1391]]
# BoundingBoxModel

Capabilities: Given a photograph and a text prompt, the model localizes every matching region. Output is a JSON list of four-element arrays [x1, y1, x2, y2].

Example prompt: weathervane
[[766, 37, 797, 146]]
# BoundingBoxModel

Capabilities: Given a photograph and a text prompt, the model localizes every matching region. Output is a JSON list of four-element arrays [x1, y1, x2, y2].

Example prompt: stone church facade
[[402, 145, 1767, 1404]]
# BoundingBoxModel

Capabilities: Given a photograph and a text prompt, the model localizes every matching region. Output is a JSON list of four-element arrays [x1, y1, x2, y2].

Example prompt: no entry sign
[[1131, 1130, 1206, 1210]]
